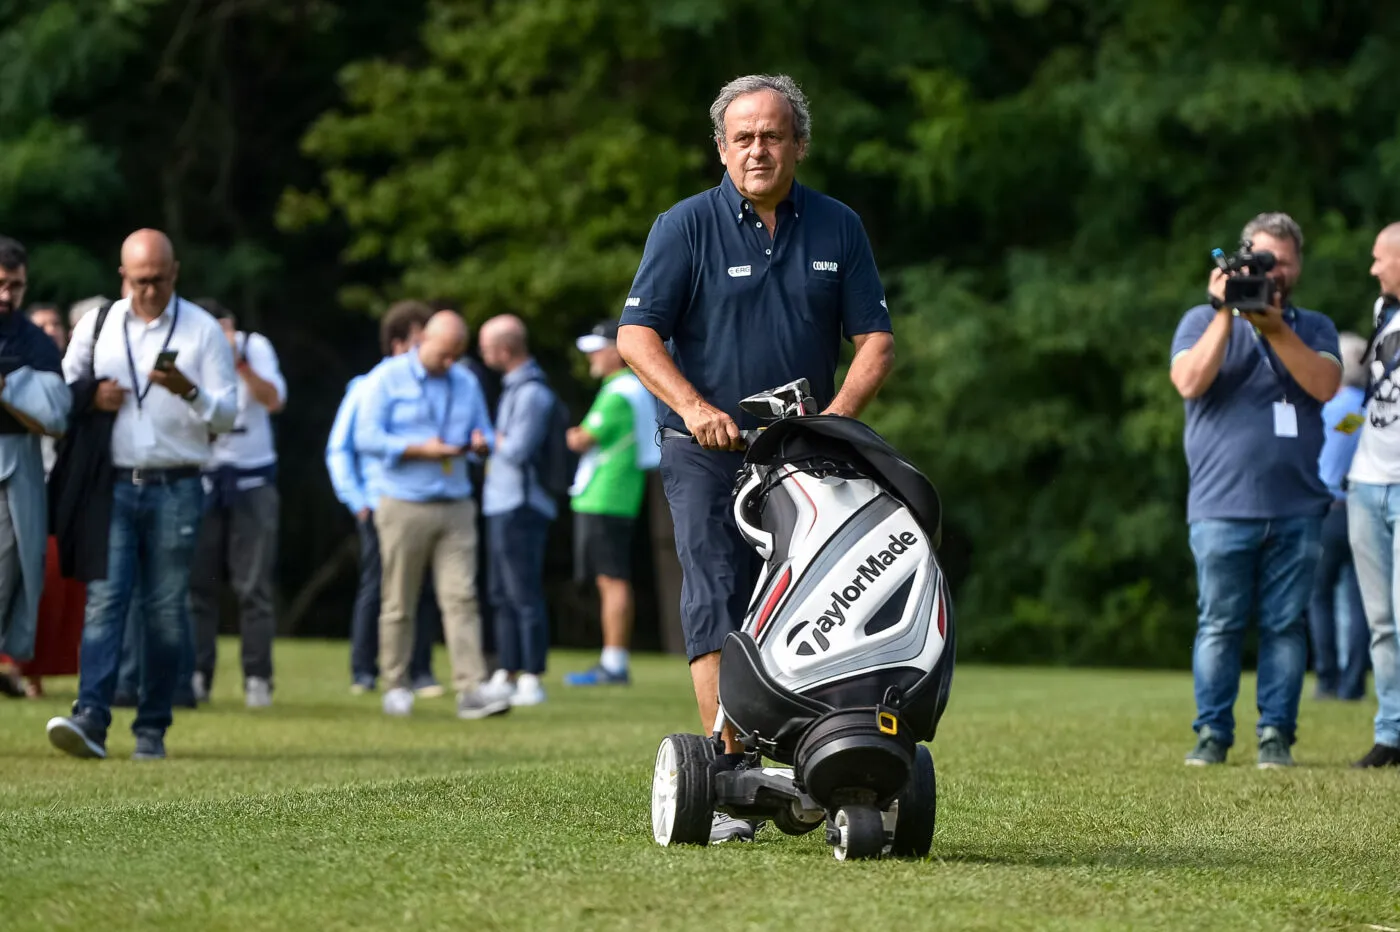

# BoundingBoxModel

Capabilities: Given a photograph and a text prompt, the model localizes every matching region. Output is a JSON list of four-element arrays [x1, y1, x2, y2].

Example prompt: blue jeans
[[487, 506, 552, 675], [116, 585, 196, 703], [1308, 501, 1370, 700], [1188, 516, 1322, 747], [76, 477, 204, 735], [1346, 483, 1400, 747]]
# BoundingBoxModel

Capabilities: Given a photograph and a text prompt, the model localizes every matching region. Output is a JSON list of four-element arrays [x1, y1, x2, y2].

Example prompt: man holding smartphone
[[46, 228, 238, 761], [353, 309, 505, 720]]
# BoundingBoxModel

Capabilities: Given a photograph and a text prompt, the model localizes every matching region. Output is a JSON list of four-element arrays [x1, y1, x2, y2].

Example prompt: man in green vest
[[564, 321, 660, 686]]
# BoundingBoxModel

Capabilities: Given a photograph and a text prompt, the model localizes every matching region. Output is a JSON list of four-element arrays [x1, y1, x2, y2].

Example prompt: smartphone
[[154, 350, 179, 371]]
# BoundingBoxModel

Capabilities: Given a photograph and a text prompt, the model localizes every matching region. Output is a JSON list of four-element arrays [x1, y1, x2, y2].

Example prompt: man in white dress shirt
[[188, 298, 286, 709], [46, 229, 237, 761]]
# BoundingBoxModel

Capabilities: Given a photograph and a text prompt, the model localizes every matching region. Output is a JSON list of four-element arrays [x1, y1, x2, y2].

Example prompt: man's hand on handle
[[684, 400, 744, 451], [1240, 289, 1288, 337]]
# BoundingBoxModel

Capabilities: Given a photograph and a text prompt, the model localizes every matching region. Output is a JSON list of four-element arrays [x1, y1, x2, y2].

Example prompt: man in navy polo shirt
[[1170, 212, 1341, 769], [618, 73, 895, 843]]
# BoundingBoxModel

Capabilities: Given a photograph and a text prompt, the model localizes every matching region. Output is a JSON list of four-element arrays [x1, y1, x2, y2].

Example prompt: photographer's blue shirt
[[619, 173, 892, 432], [1171, 304, 1341, 522]]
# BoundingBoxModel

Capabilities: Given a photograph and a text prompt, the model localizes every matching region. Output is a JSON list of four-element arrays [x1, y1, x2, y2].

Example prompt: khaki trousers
[[375, 496, 486, 694]]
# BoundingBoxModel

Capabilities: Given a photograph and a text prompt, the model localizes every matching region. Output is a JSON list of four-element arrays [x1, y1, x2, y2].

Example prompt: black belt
[[661, 428, 690, 441], [116, 466, 203, 486]]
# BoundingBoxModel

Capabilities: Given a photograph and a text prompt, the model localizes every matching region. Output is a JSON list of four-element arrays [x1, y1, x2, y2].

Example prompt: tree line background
[[5, 0, 1398, 667]]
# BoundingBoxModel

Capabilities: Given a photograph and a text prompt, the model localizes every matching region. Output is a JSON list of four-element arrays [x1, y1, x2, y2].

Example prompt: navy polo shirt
[[1170, 304, 1341, 522], [619, 173, 892, 431]]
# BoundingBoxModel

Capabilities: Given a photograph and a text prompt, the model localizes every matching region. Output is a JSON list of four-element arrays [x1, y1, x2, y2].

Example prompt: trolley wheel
[[832, 805, 885, 861], [651, 733, 715, 846], [889, 743, 937, 857], [772, 800, 824, 836]]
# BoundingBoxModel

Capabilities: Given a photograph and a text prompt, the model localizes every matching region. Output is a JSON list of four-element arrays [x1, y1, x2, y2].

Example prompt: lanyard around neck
[[1246, 309, 1297, 403], [418, 367, 453, 438], [123, 297, 181, 411]]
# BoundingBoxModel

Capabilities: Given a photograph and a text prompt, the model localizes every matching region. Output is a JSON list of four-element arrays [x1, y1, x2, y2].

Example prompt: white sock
[[600, 647, 629, 674]]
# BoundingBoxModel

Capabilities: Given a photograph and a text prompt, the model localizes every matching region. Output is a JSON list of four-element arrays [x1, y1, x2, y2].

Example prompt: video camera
[[1211, 240, 1278, 312]]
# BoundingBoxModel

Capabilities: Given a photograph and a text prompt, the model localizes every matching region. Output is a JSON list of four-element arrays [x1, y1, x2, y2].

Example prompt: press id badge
[[132, 411, 157, 453], [1273, 401, 1298, 438]]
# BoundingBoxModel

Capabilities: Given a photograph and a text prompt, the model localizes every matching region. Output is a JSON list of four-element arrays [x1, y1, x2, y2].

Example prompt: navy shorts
[[659, 438, 762, 661], [573, 512, 635, 583]]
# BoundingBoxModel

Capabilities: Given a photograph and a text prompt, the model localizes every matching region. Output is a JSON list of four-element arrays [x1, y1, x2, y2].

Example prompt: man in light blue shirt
[[1308, 331, 1370, 703], [353, 310, 507, 720], [480, 314, 561, 707], [324, 300, 441, 697]]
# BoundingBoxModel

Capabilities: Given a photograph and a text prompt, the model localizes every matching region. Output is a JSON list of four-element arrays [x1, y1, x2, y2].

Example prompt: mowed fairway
[[2, 638, 1398, 931]]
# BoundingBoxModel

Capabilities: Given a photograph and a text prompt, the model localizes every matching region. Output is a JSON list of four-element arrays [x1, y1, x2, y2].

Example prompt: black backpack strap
[[87, 300, 114, 381]]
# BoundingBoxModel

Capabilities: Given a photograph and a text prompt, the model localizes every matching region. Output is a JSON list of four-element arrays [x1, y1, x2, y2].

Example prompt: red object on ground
[[19, 536, 86, 679]]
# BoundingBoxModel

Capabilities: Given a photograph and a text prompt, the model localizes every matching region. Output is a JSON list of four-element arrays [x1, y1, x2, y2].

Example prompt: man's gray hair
[[68, 295, 109, 329], [1338, 331, 1370, 390], [710, 74, 811, 145], [1242, 212, 1305, 253]]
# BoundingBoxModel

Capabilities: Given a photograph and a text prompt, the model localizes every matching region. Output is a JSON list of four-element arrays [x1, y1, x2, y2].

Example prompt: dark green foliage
[[8, 0, 1400, 663], [287, 0, 1400, 664]]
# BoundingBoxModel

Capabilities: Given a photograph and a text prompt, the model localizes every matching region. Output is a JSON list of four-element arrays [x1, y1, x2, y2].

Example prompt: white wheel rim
[[651, 739, 679, 845], [833, 809, 850, 861]]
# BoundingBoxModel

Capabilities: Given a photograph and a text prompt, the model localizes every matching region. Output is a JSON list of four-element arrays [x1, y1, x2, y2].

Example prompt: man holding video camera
[[1170, 212, 1341, 768]]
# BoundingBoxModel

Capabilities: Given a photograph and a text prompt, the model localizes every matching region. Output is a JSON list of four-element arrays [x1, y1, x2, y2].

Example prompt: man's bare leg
[[689, 651, 739, 752], [597, 575, 633, 649]]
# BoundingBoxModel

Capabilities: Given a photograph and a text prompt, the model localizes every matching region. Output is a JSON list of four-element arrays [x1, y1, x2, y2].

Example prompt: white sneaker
[[382, 687, 415, 717], [510, 673, 546, 707], [245, 677, 272, 709], [479, 669, 515, 704]]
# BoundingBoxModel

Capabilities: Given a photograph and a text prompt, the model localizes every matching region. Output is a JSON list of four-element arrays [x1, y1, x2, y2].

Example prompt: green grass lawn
[[2, 638, 1398, 931]]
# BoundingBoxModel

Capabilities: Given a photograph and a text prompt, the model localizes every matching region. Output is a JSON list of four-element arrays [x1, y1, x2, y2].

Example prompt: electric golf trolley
[[650, 379, 956, 861]]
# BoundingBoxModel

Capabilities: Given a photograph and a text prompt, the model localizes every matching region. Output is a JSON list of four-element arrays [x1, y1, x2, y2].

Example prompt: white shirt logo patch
[[624, 297, 641, 307], [728, 265, 752, 278], [812, 261, 839, 272]]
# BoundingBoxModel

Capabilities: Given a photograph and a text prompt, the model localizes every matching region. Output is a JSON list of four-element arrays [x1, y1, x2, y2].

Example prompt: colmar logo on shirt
[[624, 297, 641, 307], [812, 260, 839, 273]]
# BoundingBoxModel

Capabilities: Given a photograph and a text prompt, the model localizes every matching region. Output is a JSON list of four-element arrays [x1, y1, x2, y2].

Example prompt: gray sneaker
[[46, 709, 107, 760], [1257, 726, 1294, 769], [192, 671, 211, 703], [457, 687, 511, 720], [245, 677, 272, 709], [132, 729, 166, 761], [1185, 726, 1228, 766], [709, 813, 758, 844]]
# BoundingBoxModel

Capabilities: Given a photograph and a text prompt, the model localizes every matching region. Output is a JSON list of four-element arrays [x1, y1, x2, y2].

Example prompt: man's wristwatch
[[182, 384, 200, 403]]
